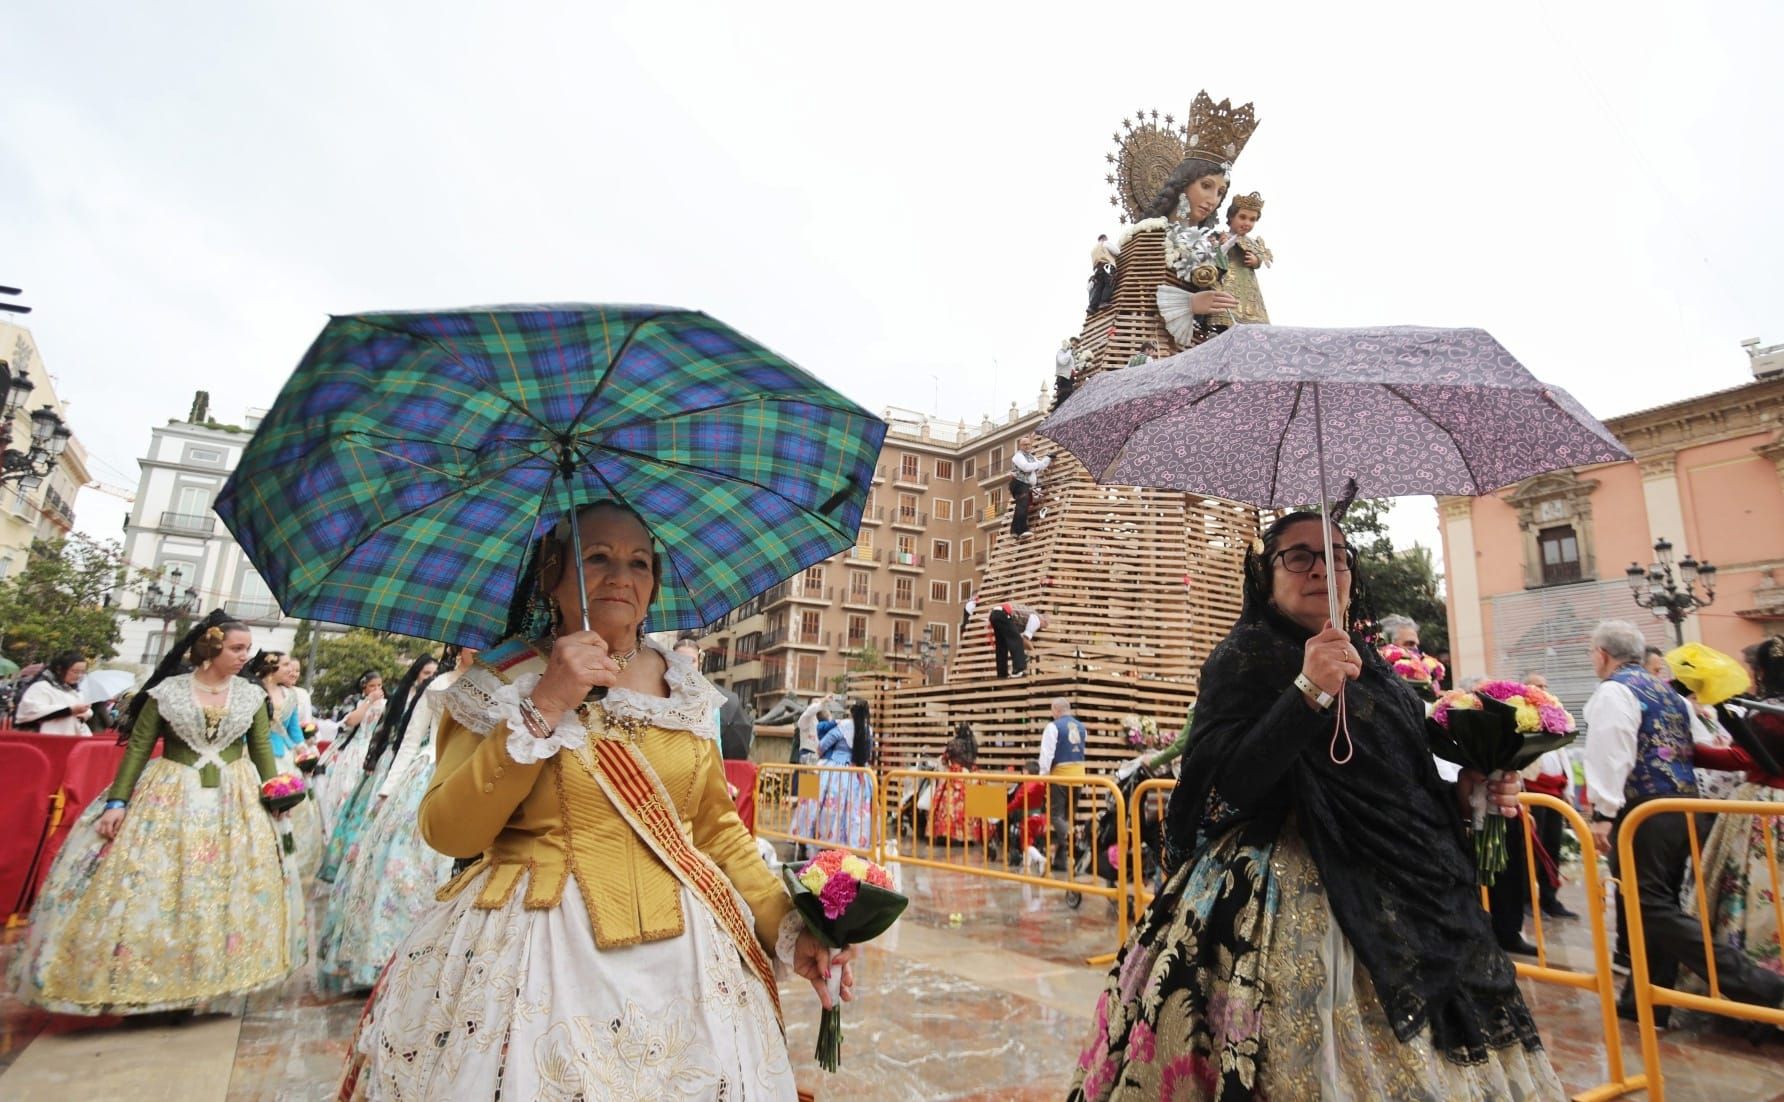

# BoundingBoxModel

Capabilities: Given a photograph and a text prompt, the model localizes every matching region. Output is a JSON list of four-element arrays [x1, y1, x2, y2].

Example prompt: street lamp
[[140, 567, 201, 662], [0, 357, 70, 488], [1626, 537, 1717, 645]]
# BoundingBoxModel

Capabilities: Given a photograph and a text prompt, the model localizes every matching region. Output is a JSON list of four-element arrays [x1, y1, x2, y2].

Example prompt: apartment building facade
[[114, 396, 300, 669], [698, 392, 1051, 712], [0, 322, 90, 577]]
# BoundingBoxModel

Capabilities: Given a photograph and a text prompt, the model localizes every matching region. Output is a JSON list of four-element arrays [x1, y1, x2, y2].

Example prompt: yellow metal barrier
[[1617, 797, 1784, 1102], [881, 768, 1129, 960], [1475, 794, 1648, 1102], [752, 762, 884, 863], [1128, 777, 1175, 914]]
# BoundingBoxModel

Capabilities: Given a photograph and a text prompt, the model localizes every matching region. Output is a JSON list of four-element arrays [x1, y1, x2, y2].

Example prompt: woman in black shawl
[[1071, 512, 1563, 1100]]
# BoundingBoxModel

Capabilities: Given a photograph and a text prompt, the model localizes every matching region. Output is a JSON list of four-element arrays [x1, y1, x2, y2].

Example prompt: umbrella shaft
[[1311, 385, 1341, 630]]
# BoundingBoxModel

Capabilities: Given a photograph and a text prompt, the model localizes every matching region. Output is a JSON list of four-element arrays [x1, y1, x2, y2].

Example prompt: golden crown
[[1104, 93, 1260, 223], [1230, 191, 1265, 214], [1183, 92, 1258, 167]]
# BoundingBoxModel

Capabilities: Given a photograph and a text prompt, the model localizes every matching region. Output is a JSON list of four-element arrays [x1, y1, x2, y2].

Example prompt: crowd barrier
[[882, 767, 1130, 958], [1490, 794, 1647, 1102], [1618, 796, 1784, 1102], [1127, 777, 1175, 913], [752, 762, 884, 862]]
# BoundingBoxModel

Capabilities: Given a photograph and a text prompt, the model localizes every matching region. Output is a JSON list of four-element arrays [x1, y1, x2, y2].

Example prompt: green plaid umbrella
[[216, 304, 886, 647]]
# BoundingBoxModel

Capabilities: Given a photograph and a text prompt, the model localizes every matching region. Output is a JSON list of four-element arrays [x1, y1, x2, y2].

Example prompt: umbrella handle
[[1329, 688, 1353, 766], [560, 469, 607, 702]]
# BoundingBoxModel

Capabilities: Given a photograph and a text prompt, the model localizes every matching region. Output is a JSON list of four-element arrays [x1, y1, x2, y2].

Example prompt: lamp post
[[1626, 537, 1716, 646], [0, 359, 70, 489], [140, 567, 201, 663]]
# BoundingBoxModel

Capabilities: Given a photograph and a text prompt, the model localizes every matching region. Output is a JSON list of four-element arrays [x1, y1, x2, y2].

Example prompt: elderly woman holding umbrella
[[1070, 511, 1563, 1098], [1043, 325, 1639, 1100], [209, 306, 887, 1097], [340, 501, 858, 1099]]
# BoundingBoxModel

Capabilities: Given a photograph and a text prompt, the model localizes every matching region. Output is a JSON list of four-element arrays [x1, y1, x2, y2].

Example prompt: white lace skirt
[[350, 870, 795, 1101]]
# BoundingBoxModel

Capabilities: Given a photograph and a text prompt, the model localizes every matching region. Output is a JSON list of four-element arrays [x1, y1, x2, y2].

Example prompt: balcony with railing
[[159, 511, 218, 536], [890, 509, 928, 531], [760, 627, 830, 651], [885, 592, 925, 615], [762, 579, 834, 607], [858, 506, 885, 526], [887, 550, 925, 571], [845, 546, 880, 566], [841, 586, 876, 609], [892, 466, 930, 490]]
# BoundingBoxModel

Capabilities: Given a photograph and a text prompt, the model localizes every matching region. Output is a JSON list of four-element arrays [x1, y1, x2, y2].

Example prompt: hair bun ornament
[[204, 626, 225, 643]]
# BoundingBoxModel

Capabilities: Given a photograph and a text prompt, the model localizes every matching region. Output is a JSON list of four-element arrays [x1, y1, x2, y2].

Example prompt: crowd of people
[[5, 498, 1781, 1099]]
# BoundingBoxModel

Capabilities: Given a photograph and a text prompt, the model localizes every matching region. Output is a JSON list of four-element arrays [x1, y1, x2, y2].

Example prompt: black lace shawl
[[1163, 603, 1541, 1063]]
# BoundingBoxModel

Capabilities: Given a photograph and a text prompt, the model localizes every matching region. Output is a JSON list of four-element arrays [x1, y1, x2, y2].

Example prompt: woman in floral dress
[[1072, 512, 1563, 1101], [10, 612, 300, 1014], [317, 646, 467, 994]]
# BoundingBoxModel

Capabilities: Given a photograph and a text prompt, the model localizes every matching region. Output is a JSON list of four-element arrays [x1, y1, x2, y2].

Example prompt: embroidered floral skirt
[[318, 758, 388, 884], [338, 871, 794, 1101], [788, 769, 874, 851], [314, 733, 371, 831], [926, 766, 986, 844], [315, 748, 452, 994], [9, 757, 300, 1015], [1071, 820, 1565, 1101], [1693, 782, 1784, 978]]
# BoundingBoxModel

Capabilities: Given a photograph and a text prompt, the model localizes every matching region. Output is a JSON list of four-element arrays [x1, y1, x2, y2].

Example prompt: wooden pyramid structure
[[874, 432, 1256, 774]]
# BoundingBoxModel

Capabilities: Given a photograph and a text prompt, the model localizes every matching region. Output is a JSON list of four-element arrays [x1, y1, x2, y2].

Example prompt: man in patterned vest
[[1583, 620, 1784, 1021]]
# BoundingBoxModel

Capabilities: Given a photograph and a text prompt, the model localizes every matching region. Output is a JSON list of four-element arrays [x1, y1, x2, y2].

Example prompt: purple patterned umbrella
[[1039, 324, 1629, 626]]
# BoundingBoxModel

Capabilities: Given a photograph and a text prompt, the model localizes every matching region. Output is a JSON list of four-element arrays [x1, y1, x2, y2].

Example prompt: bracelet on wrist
[[104, 799, 128, 811], [518, 696, 555, 740]]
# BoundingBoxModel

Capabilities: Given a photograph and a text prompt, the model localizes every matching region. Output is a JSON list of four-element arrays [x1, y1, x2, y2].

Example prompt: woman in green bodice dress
[[9, 611, 301, 1015]]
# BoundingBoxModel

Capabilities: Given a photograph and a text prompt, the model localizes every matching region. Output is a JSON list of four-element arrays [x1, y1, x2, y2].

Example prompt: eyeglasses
[[1271, 546, 1356, 574]]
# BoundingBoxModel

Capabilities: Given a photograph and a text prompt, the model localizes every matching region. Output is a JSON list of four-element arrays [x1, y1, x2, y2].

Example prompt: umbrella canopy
[[217, 305, 886, 648], [1041, 325, 1629, 505], [78, 669, 138, 705]]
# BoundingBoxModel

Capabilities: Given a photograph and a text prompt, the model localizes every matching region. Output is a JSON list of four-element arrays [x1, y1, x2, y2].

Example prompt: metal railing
[[1618, 797, 1784, 1102]]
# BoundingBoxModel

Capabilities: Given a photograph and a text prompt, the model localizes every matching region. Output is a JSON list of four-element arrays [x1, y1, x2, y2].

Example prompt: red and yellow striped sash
[[582, 737, 784, 1028]]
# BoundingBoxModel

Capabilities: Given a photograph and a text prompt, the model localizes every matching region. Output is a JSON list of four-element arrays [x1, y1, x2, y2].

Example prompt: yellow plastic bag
[[1664, 642, 1752, 705]]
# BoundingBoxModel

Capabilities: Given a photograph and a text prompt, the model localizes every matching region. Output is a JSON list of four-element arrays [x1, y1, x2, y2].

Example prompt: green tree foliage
[[1346, 500, 1449, 654], [308, 628, 431, 712], [0, 536, 135, 662]]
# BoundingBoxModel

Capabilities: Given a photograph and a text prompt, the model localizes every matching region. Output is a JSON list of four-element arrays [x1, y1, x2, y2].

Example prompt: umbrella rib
[[585, 441, 860, 543], [278, 442, 562, 597], [341, 315, 565, 441], [1382, 384, 1485, 494], [1268, 383, 1305, 507], [566, 313, 677, 432], [585, 394, 865, 439]]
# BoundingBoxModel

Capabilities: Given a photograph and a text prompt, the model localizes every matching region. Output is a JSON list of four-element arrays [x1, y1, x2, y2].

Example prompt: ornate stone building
[[1440, 344, 1784, 711]]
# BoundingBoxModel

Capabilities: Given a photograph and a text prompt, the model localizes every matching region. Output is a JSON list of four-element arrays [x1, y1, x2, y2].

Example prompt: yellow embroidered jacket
[[418, 639, 792, 954]]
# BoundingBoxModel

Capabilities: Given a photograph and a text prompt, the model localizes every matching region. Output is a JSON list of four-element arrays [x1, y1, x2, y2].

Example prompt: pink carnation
[[817, 871, 858, 919]]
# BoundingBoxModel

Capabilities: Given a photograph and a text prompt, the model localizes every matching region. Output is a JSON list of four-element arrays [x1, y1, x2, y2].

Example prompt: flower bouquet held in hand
[[291, 742, 320, 774], [1429, 681, 1575, 884], [1378, 643, 1446, 702], [783, 850, 908, 1072], [260, 772, 308, 853]]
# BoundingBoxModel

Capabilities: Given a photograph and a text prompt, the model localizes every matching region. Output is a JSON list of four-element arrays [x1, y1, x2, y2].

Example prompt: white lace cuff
[[492, 672, 588, 765], [774, 910, 807, 966]]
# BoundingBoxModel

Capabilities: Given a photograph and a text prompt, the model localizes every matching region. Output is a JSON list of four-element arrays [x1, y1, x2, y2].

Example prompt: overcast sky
[[5, 0, 1779, 570]]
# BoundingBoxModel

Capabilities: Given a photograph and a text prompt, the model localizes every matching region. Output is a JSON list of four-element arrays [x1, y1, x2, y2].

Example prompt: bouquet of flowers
[[291, 742, 320, 774], [1430, 681, 1575, 884], [260, 773, 308, 853], [1121, 715, 1172, 752], [783, 850, 909, 1072], [1379, 643, 1447, 701]]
